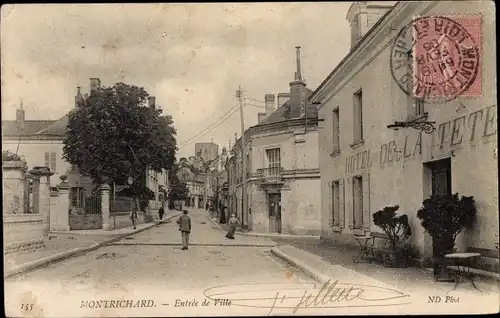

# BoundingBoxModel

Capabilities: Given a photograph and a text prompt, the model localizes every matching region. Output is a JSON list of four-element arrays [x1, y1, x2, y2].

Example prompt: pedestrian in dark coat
[[158, 206, 165, 220], [130, 210, 138, 229], [176, 210, 191, 250]]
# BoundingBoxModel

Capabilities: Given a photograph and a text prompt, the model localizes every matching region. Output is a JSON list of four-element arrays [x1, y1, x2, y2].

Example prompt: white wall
[[2, 139, 70, 180], [318, 1, 497, 255]]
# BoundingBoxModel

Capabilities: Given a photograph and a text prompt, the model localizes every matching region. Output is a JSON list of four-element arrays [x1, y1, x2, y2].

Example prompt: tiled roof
[[35, 111, 74, 136], [2, 120, 55, 137], [2, 109, 74, 138], [259, 88, 317, 125]]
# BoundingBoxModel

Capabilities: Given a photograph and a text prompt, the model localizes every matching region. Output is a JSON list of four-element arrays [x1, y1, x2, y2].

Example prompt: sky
[[1, 3, 352, 159]]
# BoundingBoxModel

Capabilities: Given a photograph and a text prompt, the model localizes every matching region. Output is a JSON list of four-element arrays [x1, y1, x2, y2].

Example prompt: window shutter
[[327, 181, 333, 227], [339, 179, 345, 229], [44, 152, 50, 168], [362, 173, 371, 231], [50, 152, 56, 172], [347, 178, 354, 230]]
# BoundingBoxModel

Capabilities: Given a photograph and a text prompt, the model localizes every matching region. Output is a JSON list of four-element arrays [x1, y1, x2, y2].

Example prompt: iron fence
[[110, 196, 135, 213], [84, 194, 102, 214]]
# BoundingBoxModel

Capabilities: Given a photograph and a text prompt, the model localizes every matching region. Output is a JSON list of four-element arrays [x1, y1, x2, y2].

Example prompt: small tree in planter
[[373, 205, 413, 267], [417, 194, 477, 281]]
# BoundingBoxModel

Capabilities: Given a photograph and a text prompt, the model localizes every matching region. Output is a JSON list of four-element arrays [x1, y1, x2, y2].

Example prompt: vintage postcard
[[2, 1, 498, 317]]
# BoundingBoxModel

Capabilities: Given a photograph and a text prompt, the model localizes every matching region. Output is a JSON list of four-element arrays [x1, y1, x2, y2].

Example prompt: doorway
[[268, 193, 282, 233], [426, 158, 453, 280], [430, 158, 452, 197]]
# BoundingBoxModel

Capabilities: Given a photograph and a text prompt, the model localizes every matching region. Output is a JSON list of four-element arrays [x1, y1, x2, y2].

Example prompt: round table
[[445, 253, 482, 292]]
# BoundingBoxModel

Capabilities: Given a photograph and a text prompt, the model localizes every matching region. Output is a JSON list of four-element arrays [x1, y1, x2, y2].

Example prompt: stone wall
[[2, 161, 52, 252]]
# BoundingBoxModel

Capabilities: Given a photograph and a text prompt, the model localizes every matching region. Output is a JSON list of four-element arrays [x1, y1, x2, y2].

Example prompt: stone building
[[195, 142, 219, 163], [309, 1, 497, 261], [226, 47, 321, 235]]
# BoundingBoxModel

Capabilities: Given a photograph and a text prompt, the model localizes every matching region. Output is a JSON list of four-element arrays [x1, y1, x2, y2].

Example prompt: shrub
[[373, 205, 412, 251], [2, 150, 27, 165], [417, 194, 476, 250], [417, 194, 477, 278]]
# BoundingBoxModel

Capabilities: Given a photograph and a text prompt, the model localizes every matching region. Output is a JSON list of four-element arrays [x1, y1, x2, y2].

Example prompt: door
[[268, 193, 282, 233], [428, 158, 453, 280]]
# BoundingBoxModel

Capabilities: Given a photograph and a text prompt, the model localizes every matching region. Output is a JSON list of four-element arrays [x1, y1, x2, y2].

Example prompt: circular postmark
[[390, 16, 480, 103]]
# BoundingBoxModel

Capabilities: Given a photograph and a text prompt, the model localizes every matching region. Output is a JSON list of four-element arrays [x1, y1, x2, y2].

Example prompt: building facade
[[177, 161, 206, 208], [204, 147, 229, 208], [226, 47, 322, 235], [310, 1, 497, 260]]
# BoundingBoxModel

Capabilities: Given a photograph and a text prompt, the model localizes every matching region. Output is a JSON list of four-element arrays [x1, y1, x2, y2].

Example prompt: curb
[[207, 215, 320, 240], [271, 246, 330, 284], [109, 242, 277, 247], [5, 212, 181, 279]]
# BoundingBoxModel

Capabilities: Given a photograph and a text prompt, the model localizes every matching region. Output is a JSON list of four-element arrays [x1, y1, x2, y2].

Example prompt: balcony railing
[[257, 167, 284, 184]]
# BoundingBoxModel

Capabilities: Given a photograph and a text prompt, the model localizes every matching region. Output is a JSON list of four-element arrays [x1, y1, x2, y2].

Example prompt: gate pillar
[[100, 183, 111, 230], [53, 180, 70, 231]]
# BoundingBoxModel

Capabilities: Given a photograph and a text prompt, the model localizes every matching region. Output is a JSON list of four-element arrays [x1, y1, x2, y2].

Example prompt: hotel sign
[[344, 105, 497, 175]]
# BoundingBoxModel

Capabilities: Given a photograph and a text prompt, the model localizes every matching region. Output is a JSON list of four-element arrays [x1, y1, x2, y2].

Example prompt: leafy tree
[[63, 82, 177, 214], [169, 182, 189, 202]]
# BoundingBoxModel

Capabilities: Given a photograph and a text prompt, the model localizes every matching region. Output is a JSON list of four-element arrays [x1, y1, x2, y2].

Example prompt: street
[[4, 211, 499, 317], [5, 209, 319, 317]]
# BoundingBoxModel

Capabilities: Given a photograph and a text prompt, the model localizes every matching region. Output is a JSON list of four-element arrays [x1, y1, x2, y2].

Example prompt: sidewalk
[[4, 211, 181, 278], [271, 239, 500, 296], [210, 215, 319, 240]]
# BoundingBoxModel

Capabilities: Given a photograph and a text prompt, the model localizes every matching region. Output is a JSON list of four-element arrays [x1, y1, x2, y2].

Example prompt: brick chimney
[[16, 100, 25, 126], [148, 96, 156, 109], [257, 113, 267, 124], [75, 86, 83, 107], [346, 1, 394, 49], [265, 94, 276, 115], [90, 78, 101, 92]]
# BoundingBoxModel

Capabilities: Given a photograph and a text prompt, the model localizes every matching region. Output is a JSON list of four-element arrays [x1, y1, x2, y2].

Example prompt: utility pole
[[236, 85, 248, 228]]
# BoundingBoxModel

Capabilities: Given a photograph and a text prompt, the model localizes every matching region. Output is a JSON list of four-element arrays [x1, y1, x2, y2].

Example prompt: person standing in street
[[130, 209, 138, 230], [225, 213, 240, 239], [158, 206, 165, 220], [176, 210, 191, 250]]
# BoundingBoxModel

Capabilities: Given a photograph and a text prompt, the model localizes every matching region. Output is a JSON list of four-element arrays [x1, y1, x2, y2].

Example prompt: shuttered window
[[332, 108, 340, 152], [44, 152, 57, 172], [332, 181, 340, 227], [353, 90, 363, 142], [352, 176, 363, 229]]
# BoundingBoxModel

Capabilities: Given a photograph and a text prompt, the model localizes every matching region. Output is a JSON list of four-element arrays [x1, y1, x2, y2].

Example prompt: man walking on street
[[176, 209, 191, 250]]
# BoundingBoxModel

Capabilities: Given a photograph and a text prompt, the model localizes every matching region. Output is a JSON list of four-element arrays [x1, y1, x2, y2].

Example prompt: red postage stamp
[[391, 15, 482, 102]]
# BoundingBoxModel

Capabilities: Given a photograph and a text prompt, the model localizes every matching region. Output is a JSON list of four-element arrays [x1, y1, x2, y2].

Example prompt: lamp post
[[127, 176, 135, 211]]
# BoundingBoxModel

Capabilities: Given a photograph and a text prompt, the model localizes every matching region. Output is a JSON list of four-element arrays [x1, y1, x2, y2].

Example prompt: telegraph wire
[[245, 103, 266, 109], [245, 97, 265, 104], [178, 103, 239, 148]]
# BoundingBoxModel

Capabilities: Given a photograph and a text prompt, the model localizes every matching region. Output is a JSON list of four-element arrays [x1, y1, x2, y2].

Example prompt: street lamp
[[127, 176, 134, 185]]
